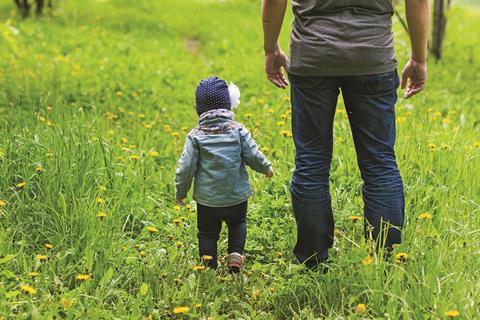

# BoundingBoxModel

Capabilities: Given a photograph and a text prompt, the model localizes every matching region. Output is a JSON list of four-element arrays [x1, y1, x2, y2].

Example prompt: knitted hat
[[195, 76, 240, 116]]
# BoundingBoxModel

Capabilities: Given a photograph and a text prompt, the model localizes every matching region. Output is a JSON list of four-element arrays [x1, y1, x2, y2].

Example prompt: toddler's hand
[[177, 198, 186, 206], [266, 168, 274, 178]]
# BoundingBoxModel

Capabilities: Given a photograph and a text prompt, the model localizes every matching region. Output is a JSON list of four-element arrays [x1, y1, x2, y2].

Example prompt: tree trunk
[[13, 0, 31, 17], [35, 0, 44, 15], [432, 0, 447, 60]]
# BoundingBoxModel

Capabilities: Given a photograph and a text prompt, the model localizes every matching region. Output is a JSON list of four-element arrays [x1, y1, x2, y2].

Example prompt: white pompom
[[228, 82, 241, 109]]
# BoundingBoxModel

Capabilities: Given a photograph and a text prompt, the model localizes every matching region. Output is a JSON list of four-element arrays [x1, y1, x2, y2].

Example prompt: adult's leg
[[288, 73, 340, 268], [341, 70, 405, 251], [197, 203, 222, 268], [222, 201, 248, 255]]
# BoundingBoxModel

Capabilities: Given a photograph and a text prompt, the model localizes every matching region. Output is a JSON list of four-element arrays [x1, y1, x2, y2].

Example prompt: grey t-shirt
[[286, 0, 397, 76]]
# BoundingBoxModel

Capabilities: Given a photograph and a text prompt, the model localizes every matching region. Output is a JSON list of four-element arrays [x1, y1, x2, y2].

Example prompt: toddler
[[175, 76, 273, 272]]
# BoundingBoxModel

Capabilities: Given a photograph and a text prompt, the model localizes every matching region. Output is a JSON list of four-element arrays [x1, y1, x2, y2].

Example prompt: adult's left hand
[[264, 45, 289, 89]]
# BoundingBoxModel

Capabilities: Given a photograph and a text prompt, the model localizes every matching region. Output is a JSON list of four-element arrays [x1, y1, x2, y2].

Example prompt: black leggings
[[197, 201, 247, 268]]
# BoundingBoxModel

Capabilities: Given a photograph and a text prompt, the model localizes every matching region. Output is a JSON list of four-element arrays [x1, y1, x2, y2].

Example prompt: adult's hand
[[401, 58, 427, 98], [264, 45, 289, 89]]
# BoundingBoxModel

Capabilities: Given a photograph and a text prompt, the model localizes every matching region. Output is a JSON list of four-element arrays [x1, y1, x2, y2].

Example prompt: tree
[[13, 0, 53, 18], [431, 0, 452, 60]]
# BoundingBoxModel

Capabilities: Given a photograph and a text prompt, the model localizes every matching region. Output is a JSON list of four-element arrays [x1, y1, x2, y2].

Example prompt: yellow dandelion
[[195, 303, 202, 309], [20, 285, 36, 295], [441, 143, 450, 150], [267, 108, 274, 113], [16, 181, 27, 189], [36, 254, 47, 261], [280, 130, 292, 137], [202, 255, 213, 261], [35, 166, 46, 173], [164, 125, 172, 132], [361, 255, 372, 266], [355, 303, 367, 314], [283, 96, 290, 102], [76, 274, 91, 281], [276, 251, 283, 258], [116, 91, 124, 97], [39, 116, 46, 123], [172, 218, 182, 225], [139, 251, 147, 257], [149, 150, 159, 157], [175, 241, 183, 247], [61, 297, 74, 308], [45, 243, 54, 250], [245, 113, 253, 119], [97, 210, 107, 219], [0, 200, 6, 207], [444, 310, 460, 318], [473, 141, 480, 148], [252, 290, 261, 301], [147, 226, 158, 233], [99, 185, 107, 192], [269, 287, 276, 293], [174, 205, 181, 211], [348, 215, 363, 222], [193, 265, 206, 271], [28, 272, 39, 278], [395, 252, 408, 263], [277, 121, 286, 127], [428, 143, 436, 152], [130, 155, 141, 160], [418, 212, 432, 220], [95, 197, 105, 204], [172, 306, 189, 314]]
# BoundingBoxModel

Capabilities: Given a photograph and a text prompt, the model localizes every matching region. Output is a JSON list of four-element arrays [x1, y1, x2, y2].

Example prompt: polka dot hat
[[195, 76, 231, 116]]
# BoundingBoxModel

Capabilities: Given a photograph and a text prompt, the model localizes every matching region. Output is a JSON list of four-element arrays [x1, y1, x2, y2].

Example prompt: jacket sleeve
[[175, 135, 199, 200], [239, 126, 272, 174]]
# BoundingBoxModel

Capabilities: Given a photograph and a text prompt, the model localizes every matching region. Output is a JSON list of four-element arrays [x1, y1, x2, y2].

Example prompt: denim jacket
[[175, 109, 271, 207]]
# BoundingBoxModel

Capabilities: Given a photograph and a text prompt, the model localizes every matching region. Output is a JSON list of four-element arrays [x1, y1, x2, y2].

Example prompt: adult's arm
[[262, 0, 289, 89], [401, 0, 430, 98]]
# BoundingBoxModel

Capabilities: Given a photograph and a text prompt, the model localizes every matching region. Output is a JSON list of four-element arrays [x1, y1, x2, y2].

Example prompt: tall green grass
[[0, 0, 479, 318]]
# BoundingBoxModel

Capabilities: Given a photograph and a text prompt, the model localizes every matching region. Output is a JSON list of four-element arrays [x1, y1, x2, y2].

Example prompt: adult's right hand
[[264, 45, 289, 89], [401, 58, 427, 99]]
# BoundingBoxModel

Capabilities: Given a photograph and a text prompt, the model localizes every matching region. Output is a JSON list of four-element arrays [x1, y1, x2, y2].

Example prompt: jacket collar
[[198, 109, 235, 125]]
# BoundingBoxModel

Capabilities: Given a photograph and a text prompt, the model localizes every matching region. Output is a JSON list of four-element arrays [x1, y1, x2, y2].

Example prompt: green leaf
[[139, 282, 149, 296], [99, 267, 114, 287], [0, 254, 16, 264]]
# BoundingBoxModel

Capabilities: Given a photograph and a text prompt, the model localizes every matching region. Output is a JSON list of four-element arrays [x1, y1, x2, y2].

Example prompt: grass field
[[0, 0, 479, 319]]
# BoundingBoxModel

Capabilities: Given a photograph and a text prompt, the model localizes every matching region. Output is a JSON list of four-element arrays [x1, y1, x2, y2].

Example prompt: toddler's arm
[[239, 126, 272, 174], [175, 135, 199, 201]]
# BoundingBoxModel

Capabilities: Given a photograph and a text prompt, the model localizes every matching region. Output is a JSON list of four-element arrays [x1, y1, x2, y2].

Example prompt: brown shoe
[[227, 252, 244, 273]]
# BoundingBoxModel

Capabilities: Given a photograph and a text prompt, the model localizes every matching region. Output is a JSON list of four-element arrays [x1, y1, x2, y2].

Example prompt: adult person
[[262, 0, 429, 268]]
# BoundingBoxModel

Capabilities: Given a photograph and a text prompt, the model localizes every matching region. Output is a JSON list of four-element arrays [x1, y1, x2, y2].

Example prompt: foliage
[[0, 0, 479, 318]]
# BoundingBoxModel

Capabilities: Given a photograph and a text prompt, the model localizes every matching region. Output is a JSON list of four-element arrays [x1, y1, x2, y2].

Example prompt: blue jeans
[[288, 70, 404, 268]]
